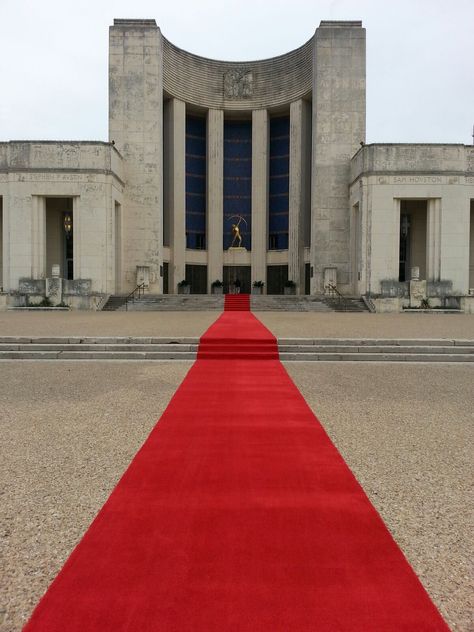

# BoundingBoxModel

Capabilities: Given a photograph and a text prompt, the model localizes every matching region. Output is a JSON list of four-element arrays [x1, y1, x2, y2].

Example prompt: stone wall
[[350, 144, 474, 296], [0, 142, 123, 293], [311, 21, 366, 293], [109, 19, 163, 292], [162, 37, 312, 110], [351, 144, 471, 181]]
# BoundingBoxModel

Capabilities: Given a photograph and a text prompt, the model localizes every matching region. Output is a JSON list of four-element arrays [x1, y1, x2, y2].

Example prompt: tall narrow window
[[185, 116, 206, 250], [269, 116, 289, 250], [223, 120, 252, 250]]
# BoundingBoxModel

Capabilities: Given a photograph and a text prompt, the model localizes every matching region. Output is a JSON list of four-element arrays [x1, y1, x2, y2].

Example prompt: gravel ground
[[1, 360, 472, 631], [286, 363, 474, 632], [1, 310, 474, 339], [0, 362, 192, 632], [0, 311, 217, 337], [257, 311, 474, 339]]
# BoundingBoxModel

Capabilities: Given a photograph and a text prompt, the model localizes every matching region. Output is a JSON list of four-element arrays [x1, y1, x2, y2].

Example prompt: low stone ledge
[[402, 309, 463, 314], [7, 307, 69, 311]]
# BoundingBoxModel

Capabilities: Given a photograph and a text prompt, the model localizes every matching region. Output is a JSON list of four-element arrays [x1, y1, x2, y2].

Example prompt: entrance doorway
[[223, 266, 251, 294], [470, 200, 474, 290], [398, 200, 427, 282], [267, 265, 288, 294], [0, 197, 3, 290], [46, 197, 74, 280], [114, 202, 122, 293], [185, 264, 207, 294]]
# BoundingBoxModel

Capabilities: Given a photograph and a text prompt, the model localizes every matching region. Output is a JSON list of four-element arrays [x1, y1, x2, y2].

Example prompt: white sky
[[1, 0, 473, 144]]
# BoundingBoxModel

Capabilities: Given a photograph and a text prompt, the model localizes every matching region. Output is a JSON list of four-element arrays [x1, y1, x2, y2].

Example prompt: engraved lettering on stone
[[223, 69, 253, 99], [393, 176, 443, 184]]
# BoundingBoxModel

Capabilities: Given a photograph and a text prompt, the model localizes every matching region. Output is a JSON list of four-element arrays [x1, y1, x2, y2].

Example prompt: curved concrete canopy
[[162, 36, 313, 110]]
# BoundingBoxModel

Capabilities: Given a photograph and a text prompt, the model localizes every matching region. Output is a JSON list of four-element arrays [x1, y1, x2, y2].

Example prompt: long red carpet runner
[[24, 297, 450, 631]]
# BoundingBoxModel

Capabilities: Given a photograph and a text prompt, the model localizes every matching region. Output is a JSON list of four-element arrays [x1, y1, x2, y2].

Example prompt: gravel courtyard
[[1, 311, 473, 631]]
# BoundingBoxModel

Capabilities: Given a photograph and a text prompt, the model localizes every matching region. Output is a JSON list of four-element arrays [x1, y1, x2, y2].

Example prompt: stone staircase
[[1, 337, 473, 362], [224, 294, 251, 311], [251, 295, 333, 311], [0, 337, 199, 360], [321, 297, 368, 312], [277, 338, 474, 362], [102, 295, 128, 311], [103, 294, 225, 311], [100, 294, 370, 312]]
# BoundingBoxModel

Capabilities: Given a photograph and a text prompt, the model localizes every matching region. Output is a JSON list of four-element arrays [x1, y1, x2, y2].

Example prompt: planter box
[[252, 287, 262, 295], [178, 286, 190, 294], [212, 286, 223, 294], [284, 287, 296, 295]]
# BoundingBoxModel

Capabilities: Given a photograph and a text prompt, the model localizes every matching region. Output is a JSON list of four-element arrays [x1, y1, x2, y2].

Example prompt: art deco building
[[0, 19, 473, 308]]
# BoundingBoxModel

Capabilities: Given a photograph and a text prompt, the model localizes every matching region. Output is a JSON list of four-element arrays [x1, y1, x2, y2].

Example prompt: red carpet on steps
[[224, 292, 250, 311], [24, 310, 450, 631]]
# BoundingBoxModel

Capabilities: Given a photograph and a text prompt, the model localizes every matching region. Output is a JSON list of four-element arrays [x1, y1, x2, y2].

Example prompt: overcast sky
[[1, 0, 473, 144]]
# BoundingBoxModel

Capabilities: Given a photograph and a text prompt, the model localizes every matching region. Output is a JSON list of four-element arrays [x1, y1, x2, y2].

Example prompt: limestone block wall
[[351, 143, 469, 178], [350, 144, 474, 295], [0, 141, 123, 293], [162, 38, 312, 110], [106, 19, 369, 296], [311, 21, 366, 294], [109, 19, 163, 292]]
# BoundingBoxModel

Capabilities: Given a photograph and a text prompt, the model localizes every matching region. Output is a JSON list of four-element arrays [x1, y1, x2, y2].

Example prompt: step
[[1, 337, 473, 362], [0, 351, 197, 360], [197, 352, 279, 360], [278, 344, 474, 355], [279, 352, 474, 362]]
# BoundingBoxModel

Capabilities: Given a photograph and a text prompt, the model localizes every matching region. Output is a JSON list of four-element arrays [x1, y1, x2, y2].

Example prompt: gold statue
[[228, 214, 247, 249], [231, 223, 242, 247]]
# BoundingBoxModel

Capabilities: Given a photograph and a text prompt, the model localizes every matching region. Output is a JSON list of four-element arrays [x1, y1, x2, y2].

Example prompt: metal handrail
[[124, 283, 146, 311], [324, 283, 349, 311]]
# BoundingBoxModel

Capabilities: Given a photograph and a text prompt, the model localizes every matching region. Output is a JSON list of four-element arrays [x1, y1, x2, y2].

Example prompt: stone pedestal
[[323, 267, 337, 294], [409, 280, 427, 307], [136, 266, 150, 288], [224, 247, 250, 266], [46, 277, 63, 306]]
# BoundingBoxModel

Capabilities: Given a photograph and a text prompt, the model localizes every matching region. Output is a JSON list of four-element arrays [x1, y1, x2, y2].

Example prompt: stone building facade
[[0, 18, 473, 308]]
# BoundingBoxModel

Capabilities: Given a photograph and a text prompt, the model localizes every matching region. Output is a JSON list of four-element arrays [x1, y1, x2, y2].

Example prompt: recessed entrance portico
[[398, 200, 427, 282], [223, 265, 251, 294], [46, 197, 74, 280]]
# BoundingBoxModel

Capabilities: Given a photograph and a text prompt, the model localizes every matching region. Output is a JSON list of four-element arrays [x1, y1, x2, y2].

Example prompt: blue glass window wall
[[223, 120, 252, 250], [269, 116, 289, 250], [186, 116, 206, 249]]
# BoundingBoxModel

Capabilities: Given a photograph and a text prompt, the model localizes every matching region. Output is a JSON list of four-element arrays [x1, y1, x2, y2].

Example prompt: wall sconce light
[[64, 212, 73, 237], [400, 214, 410, 238]]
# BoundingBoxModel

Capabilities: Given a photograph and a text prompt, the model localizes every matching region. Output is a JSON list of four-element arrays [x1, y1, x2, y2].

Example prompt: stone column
[[2, 194, 10, 291], [31, 196, 46, 279], [165, 98, 186, 293], [426, 198, 441, 282], [311, 21, 366, 294], [289, 100, 311, 294], [109, 19, 163, 292], [72, 196, 81, 280], [251, 109, 269, 289], [207, 109, 224, 292], [439, 189, 470, 294]]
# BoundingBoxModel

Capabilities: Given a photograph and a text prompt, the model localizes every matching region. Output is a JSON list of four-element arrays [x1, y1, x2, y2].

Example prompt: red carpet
[[224, 292, 250, 311], [24, 309, 450, 631]]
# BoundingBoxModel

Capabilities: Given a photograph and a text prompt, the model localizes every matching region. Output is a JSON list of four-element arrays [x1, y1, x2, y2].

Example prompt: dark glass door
[[223, 266, 251, 293]]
